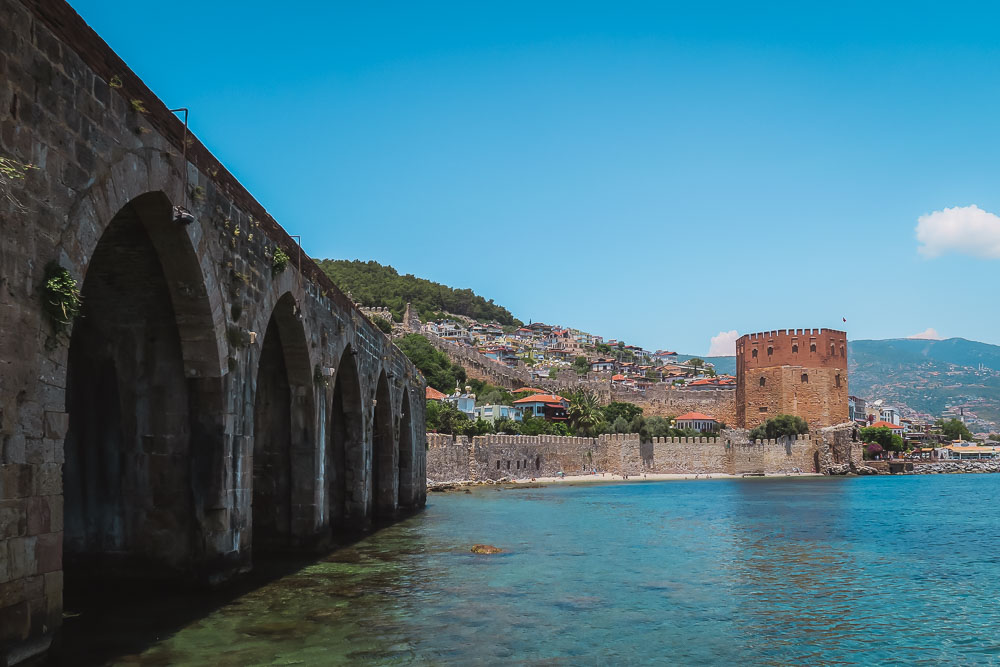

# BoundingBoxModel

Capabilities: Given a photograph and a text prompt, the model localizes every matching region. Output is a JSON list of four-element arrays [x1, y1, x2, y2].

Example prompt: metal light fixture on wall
[[169, 107, 195, 225]]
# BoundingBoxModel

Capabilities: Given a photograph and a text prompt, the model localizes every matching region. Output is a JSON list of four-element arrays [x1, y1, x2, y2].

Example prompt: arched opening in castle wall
[[63, 192, 219, 600], [372, 372, 397, 519], [327, 346, 365, 530], [397, 388, 414, 509], [252, 293, 315, 552]]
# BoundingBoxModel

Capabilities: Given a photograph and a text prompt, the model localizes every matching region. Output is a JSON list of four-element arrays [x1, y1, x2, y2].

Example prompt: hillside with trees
[[315, 259, 521, 326]]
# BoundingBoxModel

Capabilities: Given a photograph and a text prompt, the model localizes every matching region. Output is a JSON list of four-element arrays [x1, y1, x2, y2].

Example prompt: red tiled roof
[[425, 386, 447, 401], [514, 387, 546, 394], [870, 421, 904, 429], [612, 374, 626, 381], [675, 411, 716, 422], [513, 394, 566, 404]]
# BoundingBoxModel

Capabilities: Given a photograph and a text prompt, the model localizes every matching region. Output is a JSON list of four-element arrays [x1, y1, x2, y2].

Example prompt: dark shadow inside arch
[[397, 388, 414, 510], [252, 293, 315, 553], [328, 346, 365, 530], [63, 191, 220, 604], [372, 372, 397, 519]]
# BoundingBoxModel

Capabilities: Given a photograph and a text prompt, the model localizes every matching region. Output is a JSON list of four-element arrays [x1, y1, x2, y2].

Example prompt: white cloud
[[916, 204, 1000, 258], [708, 330, 739, 356], [908, 327, 942, 340]]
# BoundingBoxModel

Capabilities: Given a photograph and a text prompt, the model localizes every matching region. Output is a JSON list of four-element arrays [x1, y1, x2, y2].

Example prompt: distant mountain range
[[847, 338, 1000, 427], [695, 338, 1000, 428]]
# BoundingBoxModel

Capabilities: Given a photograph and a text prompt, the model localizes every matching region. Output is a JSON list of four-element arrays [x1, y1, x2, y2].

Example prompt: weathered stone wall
[[728, 437, 818, 476], [426, 425, 863, 482], [650, 438, 731, 474], [626, 387, 736, 425], [537, 377, 736, 424], [426, 433, 642, 481], [0, 1, 426, 661], [736, 329, 848, 429], [426, 433, 474, 482]]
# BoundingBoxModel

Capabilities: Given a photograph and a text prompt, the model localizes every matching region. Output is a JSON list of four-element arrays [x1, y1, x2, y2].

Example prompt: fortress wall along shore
[[427, 424, 861, 483]]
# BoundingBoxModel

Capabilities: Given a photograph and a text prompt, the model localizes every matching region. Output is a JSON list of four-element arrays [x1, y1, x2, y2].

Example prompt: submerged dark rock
[[470, 544, 503, 554]]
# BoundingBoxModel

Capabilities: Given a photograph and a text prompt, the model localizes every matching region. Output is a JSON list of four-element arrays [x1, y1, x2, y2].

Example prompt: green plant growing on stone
[[272, 247, 290, 276], [313, 364, 328, 387], [1, 156, 37, 212], [41, 262, 81, 341], [191, 185, 206, 202], [130, 98, 147, 113], [109, 75, 123, 88]]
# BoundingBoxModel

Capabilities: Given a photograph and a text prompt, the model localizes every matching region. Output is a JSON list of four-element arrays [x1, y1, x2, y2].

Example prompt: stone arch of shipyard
[[397, 387, 416, 510], [251, 291, 318, 552], [371, 370, 398, 519], [62, 190, 227, 593], [0, 3, 428, 660], [327, 344, 367, 531]]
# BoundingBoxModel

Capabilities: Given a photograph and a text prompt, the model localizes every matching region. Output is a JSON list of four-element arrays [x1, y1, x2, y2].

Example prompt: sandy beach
[[427, 471, 825, 491]]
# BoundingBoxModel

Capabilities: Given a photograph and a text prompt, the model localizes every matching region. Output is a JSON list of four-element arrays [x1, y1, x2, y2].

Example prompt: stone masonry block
[[48, 495, 63, 533], [43, 571, 63, 598], [34, 532, 61, 574], [3, 433, 26, 464], [24, 438, 52, 465], [42, 411, 69, 439], [8, 536, 36, 580], [0, 464, 33, 499], [19, 400, 43, 438], [33, 463, 61, 496], [0, 542, 10, 584], [0, 499, 27, 539], [25, 496, 50, 536], [0, 600, 30, 642]]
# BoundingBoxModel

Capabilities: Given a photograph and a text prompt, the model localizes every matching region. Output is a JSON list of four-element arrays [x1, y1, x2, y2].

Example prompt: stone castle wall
[[427, 432, 642, 481], [736, 329, 848, 429], [427, 424, 859, 482], [537, 377, 736, 424]]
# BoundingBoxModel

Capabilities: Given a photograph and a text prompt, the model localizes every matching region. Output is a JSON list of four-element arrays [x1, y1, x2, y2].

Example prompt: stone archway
[[327, 345, 366, 530], [371, 371, 397, 519], [63, 191, 221, 582], [397, 388, 415, 510], [251, 292, 316, 551]]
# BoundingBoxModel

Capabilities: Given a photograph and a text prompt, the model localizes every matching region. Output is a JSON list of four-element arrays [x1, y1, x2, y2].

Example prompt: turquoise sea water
[[67, 475, 1000, 664]]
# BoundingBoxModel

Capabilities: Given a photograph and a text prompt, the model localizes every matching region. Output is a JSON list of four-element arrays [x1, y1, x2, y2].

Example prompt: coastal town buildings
[[513, 393, 570, 422], [674, 412, 720, 432]]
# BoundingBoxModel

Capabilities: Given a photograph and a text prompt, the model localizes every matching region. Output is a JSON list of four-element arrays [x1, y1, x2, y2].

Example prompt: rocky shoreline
[[900, 461, 1000, 474], [829, 460, 1000, 475]]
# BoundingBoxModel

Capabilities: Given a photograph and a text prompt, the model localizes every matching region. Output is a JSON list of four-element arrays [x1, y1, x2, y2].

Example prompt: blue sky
[[71, 1, 1000, 355]]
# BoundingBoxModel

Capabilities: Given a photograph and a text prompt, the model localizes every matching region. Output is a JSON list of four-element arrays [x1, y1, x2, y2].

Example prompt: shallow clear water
[[79, 475, 1000, 664]]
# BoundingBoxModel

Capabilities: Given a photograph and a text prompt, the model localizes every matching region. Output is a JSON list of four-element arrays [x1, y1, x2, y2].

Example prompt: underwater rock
[[470, 544, 503, 554]]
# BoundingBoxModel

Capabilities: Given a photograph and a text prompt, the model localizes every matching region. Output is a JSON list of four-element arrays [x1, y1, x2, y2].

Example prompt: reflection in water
[[58, 476, 1000, 665]]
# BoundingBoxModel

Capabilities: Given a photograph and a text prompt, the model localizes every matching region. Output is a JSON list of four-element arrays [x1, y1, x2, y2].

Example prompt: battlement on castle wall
[[741, 328, 846, 342], [736, 328, 847, 370], [358, 306, 393, 321]]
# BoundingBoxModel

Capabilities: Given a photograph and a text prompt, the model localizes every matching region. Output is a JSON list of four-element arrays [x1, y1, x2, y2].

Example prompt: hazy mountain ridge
[[847, 338, 1000, 426]]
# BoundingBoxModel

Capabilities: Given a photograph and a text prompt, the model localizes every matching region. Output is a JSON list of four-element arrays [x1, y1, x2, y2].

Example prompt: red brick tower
[[735, 328, 848, 429]]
